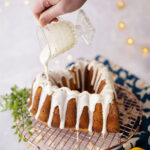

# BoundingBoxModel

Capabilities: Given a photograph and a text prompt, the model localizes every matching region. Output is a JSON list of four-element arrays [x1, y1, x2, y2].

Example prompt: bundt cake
[[28, 60, 119, 135]]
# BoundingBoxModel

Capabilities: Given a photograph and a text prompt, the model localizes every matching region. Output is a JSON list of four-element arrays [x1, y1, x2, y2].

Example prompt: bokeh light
[[55, 60, 60, 65], [142, 47, 149, 54], [117, 1, 125, 9], [4, 1, 10, 7], [127, 38, 134, 45], [24, 0, 29, 5], [67, 54, 73, 61], [118, 22, 125, 29]]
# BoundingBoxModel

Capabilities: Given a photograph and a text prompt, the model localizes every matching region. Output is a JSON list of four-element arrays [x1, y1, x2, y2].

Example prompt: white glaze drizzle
[[76, 91, 89, 130], [35, 87, 48, 119], [40, 45, 51, 80], [29, 60, 116, 135]]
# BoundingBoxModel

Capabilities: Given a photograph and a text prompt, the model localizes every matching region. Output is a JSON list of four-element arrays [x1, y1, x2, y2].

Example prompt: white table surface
[[0, 0, 150, 149]]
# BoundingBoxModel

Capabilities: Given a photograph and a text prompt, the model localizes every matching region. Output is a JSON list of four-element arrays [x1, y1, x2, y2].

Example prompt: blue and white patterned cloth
[[67, 55, 150, 150]]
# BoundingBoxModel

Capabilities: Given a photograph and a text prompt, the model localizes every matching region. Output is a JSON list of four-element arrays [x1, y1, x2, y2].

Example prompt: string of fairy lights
[[117, 0, 149, 55], [2, 0, 29, 7], [0, 0, 73, 65], [0, 0, 29, 14]]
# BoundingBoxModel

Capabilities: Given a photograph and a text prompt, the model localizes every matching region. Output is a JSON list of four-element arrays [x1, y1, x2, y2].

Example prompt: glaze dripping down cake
[[28, 60, 119, 135]]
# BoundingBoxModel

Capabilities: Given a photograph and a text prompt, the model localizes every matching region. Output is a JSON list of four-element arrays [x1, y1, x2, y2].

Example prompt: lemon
[[131, 147, 144, 150]]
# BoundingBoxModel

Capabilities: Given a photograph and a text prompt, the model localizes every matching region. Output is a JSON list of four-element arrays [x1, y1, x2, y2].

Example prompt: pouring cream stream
[[39, 21, 76, 80]]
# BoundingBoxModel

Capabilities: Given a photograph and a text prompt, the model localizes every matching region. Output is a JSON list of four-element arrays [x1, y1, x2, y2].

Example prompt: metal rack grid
[[22, 84, 142, 150]]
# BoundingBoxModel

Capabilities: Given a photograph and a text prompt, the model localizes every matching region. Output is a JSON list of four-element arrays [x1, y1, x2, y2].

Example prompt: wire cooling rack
[[21, 84, 142, 150]]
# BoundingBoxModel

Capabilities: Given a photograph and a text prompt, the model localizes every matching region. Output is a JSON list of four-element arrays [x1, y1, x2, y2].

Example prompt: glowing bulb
[[127, 38, 134, 45], [67, 54, 73, 61], [117, 1, 125, 9], [24, 0, 29, 5], [118, 22, 125, 29], [4, 1, 10, 7], [142, 47, 149, 54]]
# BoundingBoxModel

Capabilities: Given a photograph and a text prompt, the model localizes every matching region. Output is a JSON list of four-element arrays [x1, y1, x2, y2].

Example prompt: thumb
[[39, 2, 64, 26]]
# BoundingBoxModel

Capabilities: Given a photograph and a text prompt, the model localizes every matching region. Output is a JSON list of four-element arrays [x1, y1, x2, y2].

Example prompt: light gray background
[[0, 0, 150, 149]]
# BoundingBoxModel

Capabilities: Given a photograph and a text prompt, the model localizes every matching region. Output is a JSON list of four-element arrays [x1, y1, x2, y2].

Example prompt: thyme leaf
[[0, 85, 32, 143]]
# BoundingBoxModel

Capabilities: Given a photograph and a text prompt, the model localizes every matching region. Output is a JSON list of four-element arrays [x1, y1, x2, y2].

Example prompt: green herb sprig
[[0, 85, 33, 142]]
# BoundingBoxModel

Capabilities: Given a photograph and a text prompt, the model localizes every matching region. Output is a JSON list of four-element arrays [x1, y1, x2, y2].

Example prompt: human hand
[[32, 0, 87, 26]]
